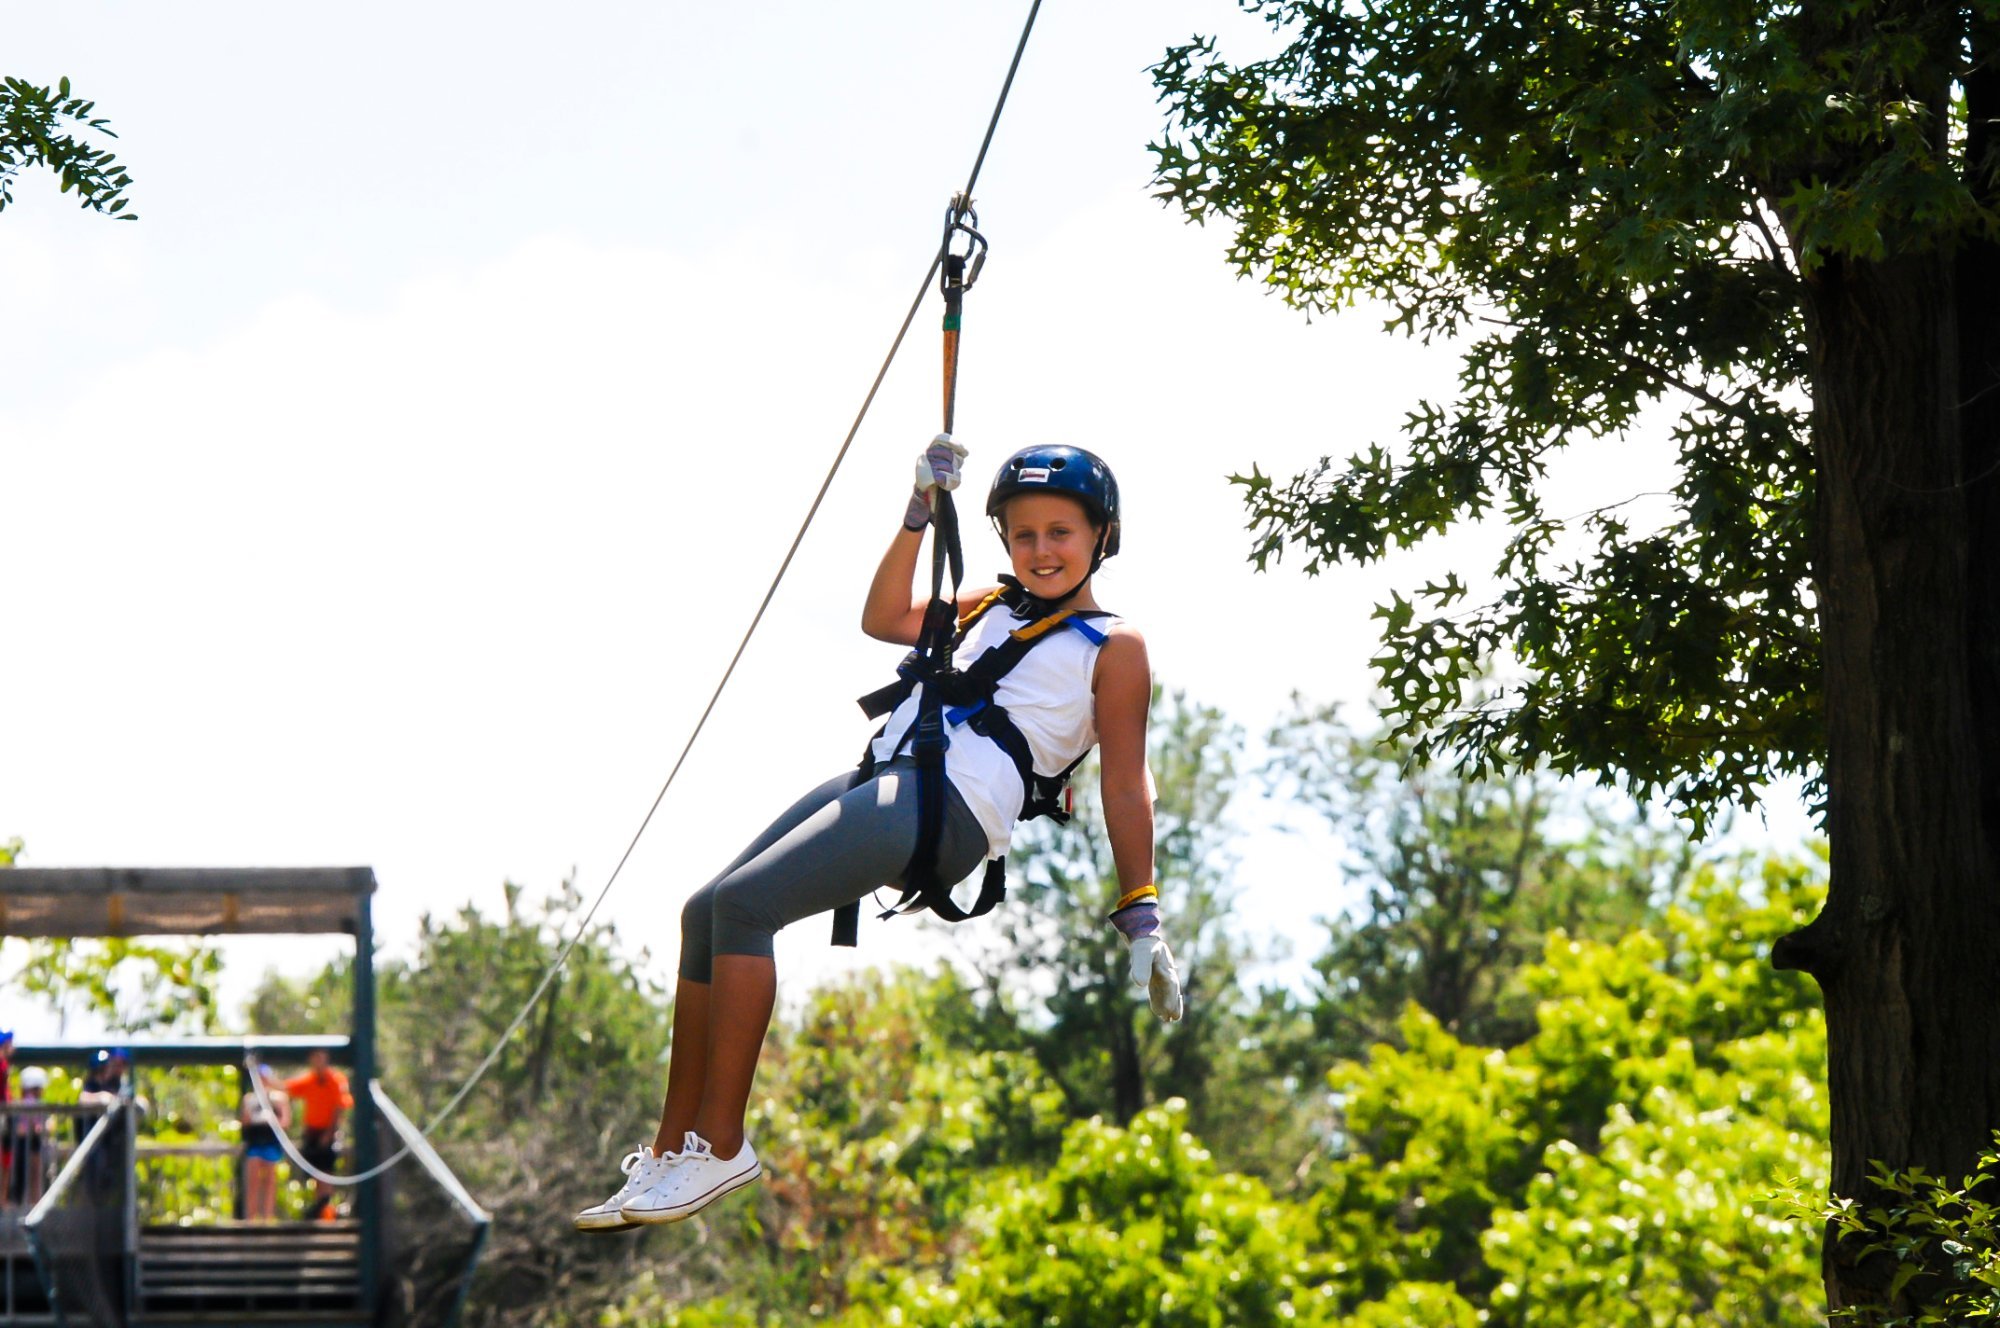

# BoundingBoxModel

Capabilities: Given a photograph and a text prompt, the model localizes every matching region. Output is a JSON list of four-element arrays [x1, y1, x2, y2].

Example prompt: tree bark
[[1962, 10, 2000, 864], [1767, 2, 2000, 1309], [1774, 237, 2000, 1311]]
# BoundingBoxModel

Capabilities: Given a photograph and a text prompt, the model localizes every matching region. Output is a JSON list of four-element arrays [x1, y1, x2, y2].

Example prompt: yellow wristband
[[1113, 885, 1159, 911]]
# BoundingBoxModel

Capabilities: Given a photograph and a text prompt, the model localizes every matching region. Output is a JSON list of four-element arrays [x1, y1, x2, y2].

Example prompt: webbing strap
[[830, 743, 878, 948], [900, 486, 962, 923], [957, 586, 1009, 631]]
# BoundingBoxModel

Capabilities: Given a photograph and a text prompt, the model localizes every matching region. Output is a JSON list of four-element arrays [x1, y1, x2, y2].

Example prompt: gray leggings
[[677, 757, 989, 981]]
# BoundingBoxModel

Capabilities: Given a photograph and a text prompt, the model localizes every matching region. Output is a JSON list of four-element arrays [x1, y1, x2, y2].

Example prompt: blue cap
[[92, 1047, 131, 1066], [0, 1028, 13, 1043]]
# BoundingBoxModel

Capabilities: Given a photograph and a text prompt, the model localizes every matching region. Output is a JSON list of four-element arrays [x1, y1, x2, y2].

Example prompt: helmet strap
[[998, 573, 1089, 619]]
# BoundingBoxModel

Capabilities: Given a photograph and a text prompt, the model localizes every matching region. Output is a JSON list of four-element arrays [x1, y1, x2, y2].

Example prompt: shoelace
[[614, 1147, 675, 1198]]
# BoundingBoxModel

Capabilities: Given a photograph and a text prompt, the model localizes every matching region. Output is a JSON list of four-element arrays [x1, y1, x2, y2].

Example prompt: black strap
[[919, 857, 1008, 923], [830, 899, 861, 949], [897, 484, 964, 924], [829, 741, 880, 948]]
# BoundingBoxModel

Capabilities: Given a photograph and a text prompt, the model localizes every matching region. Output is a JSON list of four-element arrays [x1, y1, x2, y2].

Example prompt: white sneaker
[[574, 1145, 675, 1232], [620, 1131, 760, 1225]]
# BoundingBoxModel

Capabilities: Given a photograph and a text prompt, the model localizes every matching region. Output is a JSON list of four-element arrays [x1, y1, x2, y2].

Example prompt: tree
[[1267, 697, 1683, 1061], [1, 76, 137, 218], [11, 936, 223, 1037], [1152, 0, 2000, 1310]]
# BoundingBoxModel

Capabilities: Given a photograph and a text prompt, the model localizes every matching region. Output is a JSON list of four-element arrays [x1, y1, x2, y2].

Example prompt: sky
[[0, 2, 1811, 1042]]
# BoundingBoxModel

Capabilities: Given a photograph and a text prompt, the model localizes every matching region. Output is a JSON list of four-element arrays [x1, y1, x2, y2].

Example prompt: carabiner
[[941, 192, 988, 295]]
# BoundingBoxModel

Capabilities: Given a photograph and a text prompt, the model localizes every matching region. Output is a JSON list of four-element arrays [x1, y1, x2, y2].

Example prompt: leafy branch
[[1, 75, 137, 219]]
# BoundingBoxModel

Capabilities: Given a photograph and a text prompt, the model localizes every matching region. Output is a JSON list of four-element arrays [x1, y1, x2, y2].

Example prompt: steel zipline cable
[[246, 0, 1047, 1189]]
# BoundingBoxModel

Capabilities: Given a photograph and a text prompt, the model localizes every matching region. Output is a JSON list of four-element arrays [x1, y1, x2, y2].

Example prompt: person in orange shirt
[[283, 1049, 352, 1221]]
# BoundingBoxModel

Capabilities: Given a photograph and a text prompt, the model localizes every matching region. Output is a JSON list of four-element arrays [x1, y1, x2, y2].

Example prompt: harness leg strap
[[829, 749, 878, 947]]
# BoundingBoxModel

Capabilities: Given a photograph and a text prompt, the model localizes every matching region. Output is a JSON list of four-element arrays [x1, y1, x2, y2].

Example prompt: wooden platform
[[0, 1219, 374, 1326], [136, 1220, 364, 1323]]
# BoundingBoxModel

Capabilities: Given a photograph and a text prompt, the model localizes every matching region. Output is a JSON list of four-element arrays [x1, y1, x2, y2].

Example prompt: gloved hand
[[1129, 934, 1184, 1023], [904, 433, 968, 529]]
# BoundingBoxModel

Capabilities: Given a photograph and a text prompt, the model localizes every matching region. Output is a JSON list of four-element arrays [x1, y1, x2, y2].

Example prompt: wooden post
[[351, 889, 381, 1314]]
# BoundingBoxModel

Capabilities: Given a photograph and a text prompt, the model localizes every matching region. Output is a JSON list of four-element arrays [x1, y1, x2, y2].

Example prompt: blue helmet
[[985, 445, 1122, 566]]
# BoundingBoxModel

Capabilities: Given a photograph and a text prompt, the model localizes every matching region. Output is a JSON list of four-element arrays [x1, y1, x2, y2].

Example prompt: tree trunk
[[1111, 992, 1145, 1124], [1774, 237, 2000, 1313], [1962, 8, 2000, 870]]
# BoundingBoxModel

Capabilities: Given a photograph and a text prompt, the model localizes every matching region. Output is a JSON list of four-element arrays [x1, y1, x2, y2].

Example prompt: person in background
[[76, 1048, 133, 1201], [284, 1050, 352, 1221], [238, 1064, 290, 1223], [9, 1067, 51, 1209], [76, 1047, 130, 1139]]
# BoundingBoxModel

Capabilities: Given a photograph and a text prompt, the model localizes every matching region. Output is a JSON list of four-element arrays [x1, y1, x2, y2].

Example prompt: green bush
[[863, 1101, 1326, 1328], [1302, 854, 1829, 1325]]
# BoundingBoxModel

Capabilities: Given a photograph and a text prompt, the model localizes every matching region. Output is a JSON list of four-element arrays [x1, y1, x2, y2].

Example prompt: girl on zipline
[[575, 438, 1184, 1231]]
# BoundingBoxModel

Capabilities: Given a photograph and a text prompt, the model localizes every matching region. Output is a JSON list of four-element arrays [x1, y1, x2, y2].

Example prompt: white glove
[[905, 434, 969, 529], [1129, 935, 1184, 1023], [914, 432, 968, 494]]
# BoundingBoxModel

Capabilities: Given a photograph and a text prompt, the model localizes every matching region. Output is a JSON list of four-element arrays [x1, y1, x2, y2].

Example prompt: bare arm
[[861, 519, 1000, 645], [1093, 626, 1155, 894]]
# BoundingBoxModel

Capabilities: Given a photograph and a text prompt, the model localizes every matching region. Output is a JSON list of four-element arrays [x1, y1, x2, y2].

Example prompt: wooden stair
[[136, 1221, 366, 1325]]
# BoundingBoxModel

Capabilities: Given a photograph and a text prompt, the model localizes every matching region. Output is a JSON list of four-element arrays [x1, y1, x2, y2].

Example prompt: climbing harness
[[234, 0, 1050, 1188], [833, 574, 1110, 945], [828, 447, 1127, 943]]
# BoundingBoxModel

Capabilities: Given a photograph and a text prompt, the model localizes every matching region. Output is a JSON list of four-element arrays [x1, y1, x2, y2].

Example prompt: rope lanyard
[[925, 197, 987, 665], [244, 0, 1049, 1189], [889, 199, 988, 926]]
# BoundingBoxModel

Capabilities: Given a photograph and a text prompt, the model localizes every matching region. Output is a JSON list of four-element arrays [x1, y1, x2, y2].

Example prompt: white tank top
[[870, 602, 1118, 858]]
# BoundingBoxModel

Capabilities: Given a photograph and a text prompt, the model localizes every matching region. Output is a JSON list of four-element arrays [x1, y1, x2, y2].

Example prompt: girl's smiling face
[[1002, 492, 1100, 599]]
